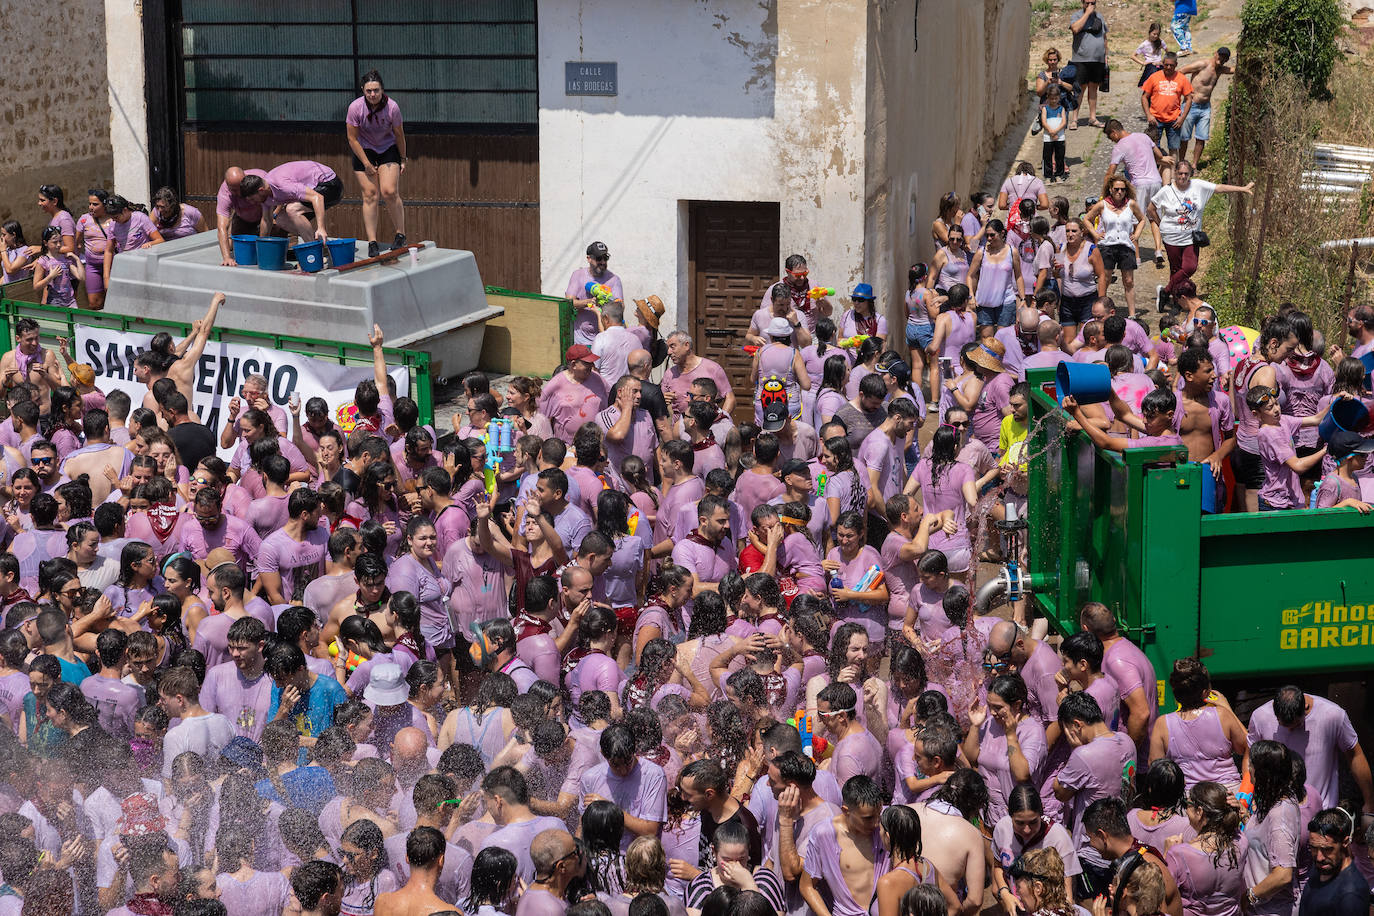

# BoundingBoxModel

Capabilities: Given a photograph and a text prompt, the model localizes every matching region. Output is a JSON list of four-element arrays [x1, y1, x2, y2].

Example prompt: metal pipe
[[974, 575, 1009, 614], [1320, 237, 1374, 251]]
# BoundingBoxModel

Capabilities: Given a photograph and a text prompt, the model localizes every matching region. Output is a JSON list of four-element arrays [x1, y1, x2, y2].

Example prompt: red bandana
[[146, 501, 180, 541]]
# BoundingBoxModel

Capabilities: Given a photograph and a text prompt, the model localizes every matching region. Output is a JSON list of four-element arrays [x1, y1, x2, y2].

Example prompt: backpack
[[1005, 175, 1039, 237]]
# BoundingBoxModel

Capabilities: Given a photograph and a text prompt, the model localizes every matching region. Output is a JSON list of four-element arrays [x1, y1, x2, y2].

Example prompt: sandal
[[1088, 119, 1105, 128]]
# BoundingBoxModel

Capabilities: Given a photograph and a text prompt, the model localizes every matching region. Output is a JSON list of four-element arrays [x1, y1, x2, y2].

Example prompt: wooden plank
[[479, 291, 564, 376]]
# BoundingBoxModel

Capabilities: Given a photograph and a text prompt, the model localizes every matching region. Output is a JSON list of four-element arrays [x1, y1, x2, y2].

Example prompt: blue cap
[[851, 283, 875, 300]]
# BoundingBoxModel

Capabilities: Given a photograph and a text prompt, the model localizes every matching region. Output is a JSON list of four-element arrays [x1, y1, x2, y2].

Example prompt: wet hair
[[931, 768, 989, 823], [1135, 758, 1186, 819], [1249, 740, 1296, 821], [582, 800, 627, 894], [1187, 781, 1243, 865], [1169, 657, 1212, 710], [826, 622, 868, 680], [465, 846, 518, 911], [1274, 686, 1305, 726], [987, 673, 1029, 708], [1056, 690, 1104, 728]]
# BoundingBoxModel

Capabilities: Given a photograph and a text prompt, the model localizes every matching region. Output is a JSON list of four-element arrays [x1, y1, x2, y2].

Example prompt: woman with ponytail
[[1163, 781, 1247, 916], [905, 421, 978, 574]]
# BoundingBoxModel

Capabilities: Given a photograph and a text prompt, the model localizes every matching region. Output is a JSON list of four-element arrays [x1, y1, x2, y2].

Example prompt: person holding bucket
[[240, 161, 343, 246], [214, 166, 271, 266], [346, 69, 408, 259]]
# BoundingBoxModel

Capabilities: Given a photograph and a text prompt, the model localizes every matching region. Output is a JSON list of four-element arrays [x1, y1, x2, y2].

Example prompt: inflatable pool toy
[[1217, 325, 1258, 366]]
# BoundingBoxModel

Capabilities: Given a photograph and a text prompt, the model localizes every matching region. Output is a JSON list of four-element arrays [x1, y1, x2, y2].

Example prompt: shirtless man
[[60, 409, 132, 504], [1178, 47, 1233, 166], [0, 319, 63, 413], [799, 775, 887, 916], [136, 292, 223, 417], [323, 553, 393, 649], [910, 771, 988, 916], [373, 826, 449, 916], [1173, 347, 1235, 508]]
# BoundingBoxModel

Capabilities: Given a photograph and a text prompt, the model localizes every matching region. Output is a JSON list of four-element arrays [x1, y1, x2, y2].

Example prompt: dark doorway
[[687, 201, 781, 422]]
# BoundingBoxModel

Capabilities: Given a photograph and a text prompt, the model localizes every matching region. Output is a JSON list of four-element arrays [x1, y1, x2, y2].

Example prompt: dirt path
[[978, 0, 1244, 317]]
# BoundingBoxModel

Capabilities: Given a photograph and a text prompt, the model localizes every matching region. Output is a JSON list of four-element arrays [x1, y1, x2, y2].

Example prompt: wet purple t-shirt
[[580, 759, 668, 851], [256, 526, 328, 603]]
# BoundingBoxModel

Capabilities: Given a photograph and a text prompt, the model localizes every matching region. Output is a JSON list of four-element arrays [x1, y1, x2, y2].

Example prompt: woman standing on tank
[[346, 70, 408, 258]]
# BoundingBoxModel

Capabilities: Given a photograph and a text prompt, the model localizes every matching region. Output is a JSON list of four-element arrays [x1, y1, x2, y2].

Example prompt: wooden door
[[688, 201, 781, 422]]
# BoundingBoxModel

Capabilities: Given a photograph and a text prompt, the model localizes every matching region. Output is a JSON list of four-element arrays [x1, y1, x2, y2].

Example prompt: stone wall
[[0, 0, 113, 230]]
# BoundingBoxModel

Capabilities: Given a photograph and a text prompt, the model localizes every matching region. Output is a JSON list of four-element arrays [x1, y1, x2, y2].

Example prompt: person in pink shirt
[[759, 254, 833, 336], [150, 186, 206, 242], [671, 495, 737, 596], [214, 166, 270, 265], [564, 240, 627, 347], [1251, 386, 1326, 511], [662, 331, 736, 420], [102, 195, 163, 284], [346, 69, 408, 258], [256, 488, 329, 605], [75, 190, 113, 309], [239, 161, 342, 244], [537, 345, 608, 443]]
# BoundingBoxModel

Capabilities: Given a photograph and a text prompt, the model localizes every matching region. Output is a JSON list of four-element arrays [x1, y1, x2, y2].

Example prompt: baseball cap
[[1327, 430, 1374, 462], [779, 459, 811, 479], [565, 344, 599, 364], [586, 241, 610, 258], [762, 398, 788, 432]]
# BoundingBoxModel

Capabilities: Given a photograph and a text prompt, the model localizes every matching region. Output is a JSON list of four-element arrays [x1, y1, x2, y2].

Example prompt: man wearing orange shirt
[[1141, 52, 1194, 161]]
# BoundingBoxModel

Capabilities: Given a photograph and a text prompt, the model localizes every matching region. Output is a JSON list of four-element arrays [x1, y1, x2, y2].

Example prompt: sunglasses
[[30, 457, 54, 465], [1194, 318, 1213, 326], [787, 268, 809, 278]]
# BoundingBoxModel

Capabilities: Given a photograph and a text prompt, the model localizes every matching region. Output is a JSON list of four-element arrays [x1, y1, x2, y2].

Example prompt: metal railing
[[0, 286, 434, 424]]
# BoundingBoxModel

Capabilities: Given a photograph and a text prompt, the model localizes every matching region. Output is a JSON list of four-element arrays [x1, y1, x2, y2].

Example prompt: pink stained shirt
[[216, 168, 270, 220], [442, 537, 509, 631], [856, 428, 905, 504], [537, 370, 608, 442], [596, 405, 656, 490], [110, 212, 158, 252], [591, 325, 650, 389], [732, 468, 786, 529], [177, 513, 261, 574], [265, 160, 338, 208], [1110, 131, 1163, 186], [346, 96, 403, 152], [662, 356, 732, 418], [255, 526, 329, 603], [1256, 415, 1306, 509], [565, 267, 626, 346], [157, 203, 204, 240]]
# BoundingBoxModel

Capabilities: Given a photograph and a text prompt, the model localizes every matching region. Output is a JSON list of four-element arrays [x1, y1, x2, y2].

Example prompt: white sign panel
[[75, 327, 409, 450]]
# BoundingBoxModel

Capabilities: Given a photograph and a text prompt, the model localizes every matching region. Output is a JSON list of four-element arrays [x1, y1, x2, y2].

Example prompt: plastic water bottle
[[830, 572, 844, 590]]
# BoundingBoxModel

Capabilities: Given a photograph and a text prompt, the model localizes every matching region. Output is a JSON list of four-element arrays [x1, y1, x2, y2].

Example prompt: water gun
[[1235, 771, 1255, 817], [584, 281, 615, 306], [807, 287, 836, 300], [789, 709, 828, 761], [852, 564, 885, 593], [838, 334, 871, 350], [741, 345, 760, 356], [328, 640, 365, 673], [481, 418, 515, 495], [816, 472, 828, 497]]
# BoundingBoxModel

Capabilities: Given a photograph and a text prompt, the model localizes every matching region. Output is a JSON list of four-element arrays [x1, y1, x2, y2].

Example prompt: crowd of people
[[0, 16, 1373, 916]]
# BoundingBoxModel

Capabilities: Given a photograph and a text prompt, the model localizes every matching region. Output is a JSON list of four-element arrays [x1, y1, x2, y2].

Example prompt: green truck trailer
[[1004, 368, 1374, 709]]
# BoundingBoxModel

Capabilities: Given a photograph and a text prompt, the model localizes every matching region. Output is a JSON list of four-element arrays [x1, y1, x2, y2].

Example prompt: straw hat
[[634, 294, 666, 330], [968, 338, 1007, 373]]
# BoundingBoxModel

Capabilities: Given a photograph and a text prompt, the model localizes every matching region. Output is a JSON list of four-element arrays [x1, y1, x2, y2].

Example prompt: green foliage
[[1239, 0, 1345, 98]]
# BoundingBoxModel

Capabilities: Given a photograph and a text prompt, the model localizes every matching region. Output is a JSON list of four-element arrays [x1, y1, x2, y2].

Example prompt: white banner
[[75, 327, 410, 455]]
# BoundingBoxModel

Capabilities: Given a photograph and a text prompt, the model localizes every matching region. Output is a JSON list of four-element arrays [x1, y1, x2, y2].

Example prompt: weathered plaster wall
[[538, 0, 868, 334], [866, 0, 1031, 331], [0, 0, 114, 226]]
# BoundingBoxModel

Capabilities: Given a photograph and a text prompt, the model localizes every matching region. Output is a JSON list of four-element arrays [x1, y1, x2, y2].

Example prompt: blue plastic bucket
[[326, 238, 356, 268], [293, 240, 325, 273], [1056, 359, 1113, 405], [1199, 463, 1217, 514], [256, 236, 288, 271], [1318, 397, 1371, 442], [231, 235, 258, 265]]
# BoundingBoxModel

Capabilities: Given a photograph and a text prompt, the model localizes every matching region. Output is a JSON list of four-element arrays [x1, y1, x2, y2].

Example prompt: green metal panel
[[1198, 510, 1374, 678], [1027, 366, 1374, 707], [0, 297, 434, 425]]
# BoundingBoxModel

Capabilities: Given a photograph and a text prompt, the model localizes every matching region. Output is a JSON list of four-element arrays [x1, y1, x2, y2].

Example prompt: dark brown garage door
[[688, 201, 781, 422]]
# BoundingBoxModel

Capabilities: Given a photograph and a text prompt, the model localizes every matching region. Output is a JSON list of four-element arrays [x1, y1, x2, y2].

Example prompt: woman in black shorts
[[345, 69, 408, 258], [1054, 217, 1107, 330], [1084, 176, 1147, 316]]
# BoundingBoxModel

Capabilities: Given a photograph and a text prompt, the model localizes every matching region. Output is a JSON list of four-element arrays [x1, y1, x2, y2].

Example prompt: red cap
[[565, 344, 599, 364]]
